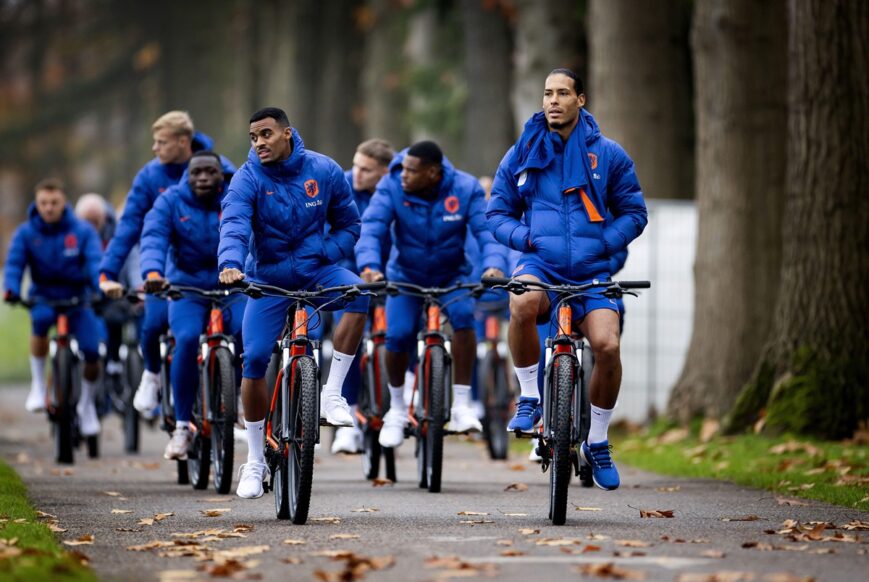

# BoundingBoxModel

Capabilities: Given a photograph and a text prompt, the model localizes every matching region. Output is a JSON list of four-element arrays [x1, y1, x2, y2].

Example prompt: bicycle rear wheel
[[211, 348, 236, 494], [425, 346, 447, 493], [123, 346, 144, 453], [481, 350, 510, 460], [578, 345, 594, 488], [288, 357, 318, 524], [188, 380, 211, 490], [270, 356, 290, 520], [54, 347, 75, 465], [549, 354, 574, 525]]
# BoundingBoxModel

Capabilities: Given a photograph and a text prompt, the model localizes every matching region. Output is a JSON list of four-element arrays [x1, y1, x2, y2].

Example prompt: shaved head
[[75, 193, 107, 231]]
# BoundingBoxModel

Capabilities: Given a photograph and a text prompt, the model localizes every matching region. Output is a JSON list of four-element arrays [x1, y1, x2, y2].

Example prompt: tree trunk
[[460, 0, 514, 178], [588, 0, 693, 199], [667, 0, 787, 422], [725, 0, 869, 439], [510, 0, 581, 132]]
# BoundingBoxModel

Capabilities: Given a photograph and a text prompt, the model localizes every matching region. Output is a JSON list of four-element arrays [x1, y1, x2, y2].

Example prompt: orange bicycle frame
[[555, 304, 573, 354]]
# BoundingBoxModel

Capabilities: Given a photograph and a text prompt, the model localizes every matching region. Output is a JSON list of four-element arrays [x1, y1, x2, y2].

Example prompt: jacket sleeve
[[486, 148, 531, 252], [3, 225, 29, 297], [218, 170, 255, 272], [468, 182, 507, 274], [81, 224, 103, 292], [323, 164, 361, 263], [602, 144, 648, 256], [100, 168, 155, 280], [355, 185, 395, 273], [139, 194, 173, 279]]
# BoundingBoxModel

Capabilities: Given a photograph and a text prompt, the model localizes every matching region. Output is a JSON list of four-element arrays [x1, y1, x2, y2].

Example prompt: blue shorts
[[385, 283, 475, 353], [242, 265, 368, 379], [31, 304, 101, 363]]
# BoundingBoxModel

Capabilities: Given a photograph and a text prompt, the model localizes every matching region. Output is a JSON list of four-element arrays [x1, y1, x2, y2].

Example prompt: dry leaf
[[500, 549, 525, 557], [457, 511, 489, 516], [329, 534, 360, 540], [677, 573, 755, 582], [588, 533, 611, 541], [575, 506, 603, 511], [518, 528, 540, 535], [310, 516, 342, 524], [504, 483, 528, 492], [536, 537, 583, 546], [768, 441, 822, 457], [615, 540, 652, 548], [36, 510, 56, 520], [841, 520, 869, 531], [371, 478, 394, 487], [776, 497, 809, 506], [351, 507, 379, 513], [613, 550, 647, 558], [459, 519, 494, 525], [48, 523, 68, 533], [103, 491, 122, 497], [721, 515, 761, 522], [658, 428, 689, 444], [495, 540, 513, 547], [63, 534, 94, 546], [655, 486, 681, 493], [157, 570, 200, 582], [507, 463, 526, 471], [638, 508, 674, 518], [138, 518, 155, 526], [283, 538, 306, 545], [111, 509, 134, 514], [575, 562, 646, 580], [702, 550, 726, 558], [154, 512, 174, 521], [282, 556, 303, 564], [700, 419, 720, 442], [200, 508, 231, 517]]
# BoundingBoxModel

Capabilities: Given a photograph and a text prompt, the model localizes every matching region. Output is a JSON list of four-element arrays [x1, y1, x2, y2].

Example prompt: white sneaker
[[164, 427, 192, 460], [378, 407, 408, 448], [529, 440, 542, 462], [321, 393, 354, 427], [25, 382, 46, 413], [77, 395, 101, 436], [133, 370, 160, 418], [331, 426, 362, 454], [447, 401, 483, 433], [236, 461, 270, 499]]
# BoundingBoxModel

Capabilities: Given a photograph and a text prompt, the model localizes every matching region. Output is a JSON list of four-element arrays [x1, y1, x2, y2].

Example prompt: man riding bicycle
[[3, 179, 103, 436], [140, 150, 245, 461], [98, 111, 235, 419], [357, 141, 506, 448], [487, 69, 647, 490], [218, 107, 370, 499]]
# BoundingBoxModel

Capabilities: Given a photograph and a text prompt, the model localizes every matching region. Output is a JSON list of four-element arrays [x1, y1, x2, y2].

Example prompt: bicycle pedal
[[511, 429, 538, 439], [570, 448, 580, 476]]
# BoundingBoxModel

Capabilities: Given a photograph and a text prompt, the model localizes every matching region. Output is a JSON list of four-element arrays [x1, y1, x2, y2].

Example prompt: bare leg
[[31, 336, 48, 357], [241, 378, 268, 421], [332, 311, 365, 354], [507, 276, 550, 367], [451, 328, 476, 385], [578, 309, 622, 409]]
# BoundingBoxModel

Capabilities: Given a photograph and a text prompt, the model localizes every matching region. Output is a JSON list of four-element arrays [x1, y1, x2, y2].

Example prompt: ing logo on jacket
[[443, 195, 463, 222], [63, 233, 79, 257]]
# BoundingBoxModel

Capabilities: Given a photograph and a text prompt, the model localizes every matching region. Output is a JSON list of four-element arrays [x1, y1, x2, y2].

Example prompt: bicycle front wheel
[[481, 350, 510, 460], [210, 348, 236, 494], [549, 354, 574, 525], [288, 356, 318, 524], [54, 347, 75, 465], [424, 345, 447, 493], [123, 346, 144, 453]]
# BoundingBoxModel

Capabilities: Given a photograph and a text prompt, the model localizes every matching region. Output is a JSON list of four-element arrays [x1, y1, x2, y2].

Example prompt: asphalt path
[[1, 385, 866, 582]]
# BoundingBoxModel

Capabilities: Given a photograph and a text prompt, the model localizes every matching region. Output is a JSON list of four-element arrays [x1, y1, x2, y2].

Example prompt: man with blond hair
[[99, 111, 235, 418]]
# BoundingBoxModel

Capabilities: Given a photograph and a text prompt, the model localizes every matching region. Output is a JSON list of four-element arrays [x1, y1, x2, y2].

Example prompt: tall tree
[[725, 0, 868, 438], [588, 0, 693, 199], [667, 0, 787, 421], [460, 0, 514, 177]]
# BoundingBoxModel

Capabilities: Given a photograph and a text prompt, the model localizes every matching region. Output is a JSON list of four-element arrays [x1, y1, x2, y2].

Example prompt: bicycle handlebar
[[481, 277, 651, 294], [147, 285, 245, 301], [9, 296, 90, 310], [236, 280, 387, 301], [385, 281, 483, 298]]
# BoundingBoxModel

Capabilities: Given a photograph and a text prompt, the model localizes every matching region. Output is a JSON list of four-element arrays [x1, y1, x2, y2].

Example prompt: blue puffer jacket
[[4, 204, 102, 300], [356, 151, 506, 285], [487, 110, 646, 282], [327, 169, 390, 273], [99, 132, 236, 280], [218, 131, 360, 289], [139, 172, 224, 289]]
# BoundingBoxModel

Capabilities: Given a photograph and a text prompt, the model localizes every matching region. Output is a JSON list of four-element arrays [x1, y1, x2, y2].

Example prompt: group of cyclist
[[3, 67, 647, 500]]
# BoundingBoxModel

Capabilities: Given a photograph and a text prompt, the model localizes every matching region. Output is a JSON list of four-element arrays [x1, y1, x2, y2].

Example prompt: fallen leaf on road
[[588, 533, 611, 541], [15, 452, 31, 464], [776, 497, 808, 506], [500, 549, 525, 557], [115, 527, 142, 533], [504, 483, 528, 492], [103, 491, 122, 497], [656, 486, 681, 493], [637, 508, 674, 518], [138, 518, 155, 526], [615, 540, 652, 548], [36, 510, 56, 519], [371, 478, 394, 487], [63, 534, 94, 546], [536, 537, 583, 546], [518, 528, 539, 535], [460, 519, 494, 525], [351, 507, 379, 513], [330, 534, 360, 540], [111, 509, 133, 514], [310, 516, 342, 525], [574, 506, 602, 511], [613, 550, 647, 557], [721, 515, 761, 522], [282, 557, 303, 564], [154, 512, 174, 521], [496, 539, 513, 546], [457, 511, 489, 516], [200, 559, 249, 577], [50, 468, 74, 476], [424, 555, 497, 578], [500, 512, 528, 517], [676, 573, 755, 582], [763, 575, 816, 582], [200, 508, 231, 517], [575, 562, 646, 580], [157, 570, 199, 581], [48, 523, 68, 533], [508, 464, 526, 471], [212, 545, 270, 560], [311, 550, 355, 558], [197, 496, 234, 502], [234, 524, 254, 533], [841, 520, 869, 531], [702, 550, 726, 558], [283, 539, 306, 545]]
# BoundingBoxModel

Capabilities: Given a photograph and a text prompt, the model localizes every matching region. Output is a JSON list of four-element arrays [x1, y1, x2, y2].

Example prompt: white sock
[[30, 355, 46, 391], [587, 404, 614, 444], [453, 384, 471, 408], [515, 363, 540, 400], [244, 418, 265, 463], [323, 350, 355, 396], [388, 383, 406, 413], [78, 378, 97, 413]]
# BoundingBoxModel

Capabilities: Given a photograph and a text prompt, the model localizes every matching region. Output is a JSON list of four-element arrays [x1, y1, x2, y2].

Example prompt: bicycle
[[385, 281, 483, 494], [475, 301, 513, 460], [356, 291, 396, 482], [240, 280, 385, 524], [482, 277, 649, 525], [11, 296, 98, 464], [155, 285, 244, 493]]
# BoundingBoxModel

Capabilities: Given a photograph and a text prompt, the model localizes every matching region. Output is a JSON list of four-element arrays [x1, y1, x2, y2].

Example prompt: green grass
[[0, 301, 31, 383], [610, 420, 869, 509], [0, 460, 95, 581]]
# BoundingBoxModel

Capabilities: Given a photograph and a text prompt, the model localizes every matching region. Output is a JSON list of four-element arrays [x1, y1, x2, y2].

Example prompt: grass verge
[[611, 419, 869, 510], [0, 301, 31, 384], [0, 459, 95, 581]]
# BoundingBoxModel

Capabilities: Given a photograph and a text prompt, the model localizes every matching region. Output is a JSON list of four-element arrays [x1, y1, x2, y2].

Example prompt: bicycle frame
[[358, 297, 388, 429], [540, 300, 580, 445], [408, 297, 453, 432]]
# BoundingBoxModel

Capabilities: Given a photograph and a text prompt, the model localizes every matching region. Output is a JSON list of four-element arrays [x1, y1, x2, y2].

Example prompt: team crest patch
[[444, 195, 460, 213], [63, 233, 79, 256], [588, 153, 598, 170], [304, 179, 319, 198]]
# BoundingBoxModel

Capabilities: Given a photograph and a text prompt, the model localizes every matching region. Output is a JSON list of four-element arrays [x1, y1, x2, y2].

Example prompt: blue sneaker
[[507, 397, 542, 432], [580, 440, 620, 490]]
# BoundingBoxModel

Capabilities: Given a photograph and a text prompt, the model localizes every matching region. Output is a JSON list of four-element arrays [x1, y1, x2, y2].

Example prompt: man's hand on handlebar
[[361, 267, 384, 283], [219, 268, 245, 285], [99, 278, 124, 299], [143, 276, 169, 294]]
